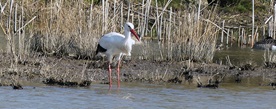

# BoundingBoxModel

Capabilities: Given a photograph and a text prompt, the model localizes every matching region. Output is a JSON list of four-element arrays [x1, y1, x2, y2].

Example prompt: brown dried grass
[[0, 0, 219, 63]]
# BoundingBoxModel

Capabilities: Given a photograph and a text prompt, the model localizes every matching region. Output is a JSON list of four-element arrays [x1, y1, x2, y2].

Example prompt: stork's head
[[125, 22, 140, 41]]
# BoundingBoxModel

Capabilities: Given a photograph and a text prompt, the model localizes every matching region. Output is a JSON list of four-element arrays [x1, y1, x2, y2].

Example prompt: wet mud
[[0, 53, 275, 89]]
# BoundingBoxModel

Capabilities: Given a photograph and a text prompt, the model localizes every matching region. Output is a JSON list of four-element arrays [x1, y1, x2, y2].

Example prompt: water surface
[[0, 83, 275, 109], [214, 45, 267, 66]]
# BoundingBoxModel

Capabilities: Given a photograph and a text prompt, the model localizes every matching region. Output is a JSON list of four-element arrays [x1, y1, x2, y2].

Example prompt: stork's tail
[[95, 44, 107, 55]]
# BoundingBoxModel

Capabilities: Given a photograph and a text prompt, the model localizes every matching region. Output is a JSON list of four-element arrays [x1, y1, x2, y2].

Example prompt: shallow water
[[214, 45, 267, 66], [0, 83, 275, 109]]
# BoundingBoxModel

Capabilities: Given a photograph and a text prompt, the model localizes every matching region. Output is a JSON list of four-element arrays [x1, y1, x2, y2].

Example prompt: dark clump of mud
[[197, 83, 218, 89], [235, 72, 242, 83], [238, 64, 255, 71], [196, 77, 221, 89], [264, 62, 276, 68], [43, 78, 91, 87], [12, 85, 23, 90], [79, 81, 92, 87], [168, 77, 182, 84]]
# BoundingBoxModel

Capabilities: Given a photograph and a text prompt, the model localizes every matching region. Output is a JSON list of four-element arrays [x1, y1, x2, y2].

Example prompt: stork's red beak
[[130, 29, 140, 41]]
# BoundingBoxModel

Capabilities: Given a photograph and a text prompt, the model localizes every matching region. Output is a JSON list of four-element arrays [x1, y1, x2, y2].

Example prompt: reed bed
[[0, 0, 219, 64]]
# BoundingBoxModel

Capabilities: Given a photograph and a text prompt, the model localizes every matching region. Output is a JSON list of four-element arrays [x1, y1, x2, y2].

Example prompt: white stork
[[96, 22, 140, 88]]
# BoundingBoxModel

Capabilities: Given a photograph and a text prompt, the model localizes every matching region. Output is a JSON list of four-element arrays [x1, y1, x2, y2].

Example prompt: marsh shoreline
[[0, 53, 275, 89]]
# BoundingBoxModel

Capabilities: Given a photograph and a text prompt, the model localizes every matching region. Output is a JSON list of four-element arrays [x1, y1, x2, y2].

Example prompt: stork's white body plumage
[[96, 22, 140, 88], [99, 32, 135, 58]]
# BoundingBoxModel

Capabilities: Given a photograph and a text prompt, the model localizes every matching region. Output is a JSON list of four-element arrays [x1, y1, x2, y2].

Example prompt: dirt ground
[[0, 52, 275, 89]]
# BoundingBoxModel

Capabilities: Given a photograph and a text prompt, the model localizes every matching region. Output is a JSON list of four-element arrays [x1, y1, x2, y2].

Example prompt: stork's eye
[[128, 25, 131, 29]]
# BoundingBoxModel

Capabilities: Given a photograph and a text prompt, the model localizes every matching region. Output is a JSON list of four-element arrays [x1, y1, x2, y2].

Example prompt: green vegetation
[[235, 1, 252, 13], [207, 0, 271, 14]]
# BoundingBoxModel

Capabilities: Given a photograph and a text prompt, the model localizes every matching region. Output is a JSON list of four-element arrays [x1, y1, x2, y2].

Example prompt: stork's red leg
[[108, 64, 112, 88], [117, 60, 121, 88]]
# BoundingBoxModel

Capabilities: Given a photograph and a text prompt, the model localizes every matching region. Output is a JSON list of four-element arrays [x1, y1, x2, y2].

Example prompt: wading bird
[[96, 22, 140, 88]]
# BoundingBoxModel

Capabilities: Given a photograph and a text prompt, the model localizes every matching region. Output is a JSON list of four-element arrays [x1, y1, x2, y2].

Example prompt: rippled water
[[0, 83, 275, 109]]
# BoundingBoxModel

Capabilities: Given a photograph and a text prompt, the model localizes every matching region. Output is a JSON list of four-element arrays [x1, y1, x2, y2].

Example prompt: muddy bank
[[0, 53, 275, 89]]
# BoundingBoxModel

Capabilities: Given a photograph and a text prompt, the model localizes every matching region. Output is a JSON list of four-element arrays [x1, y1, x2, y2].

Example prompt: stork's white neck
[[124, 30, 131, 41]]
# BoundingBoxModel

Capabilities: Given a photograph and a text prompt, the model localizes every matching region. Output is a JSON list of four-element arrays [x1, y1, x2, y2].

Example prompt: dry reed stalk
[[113, 0, 116, 18], [155, 0, 160, 40], [272, 4, 276, 39], [231, 29, 234, 45], [262, 26, 265, 38], [238, 26, 241, 46], [197, 0, 201, 20], [167, 7, 172, 60], [120, 2, 124, 32], [221, 20, 225, 44], [226, 29, 229, 45], [131, 3, 134, 23], [252, 26, 259, 48], [241, 28, 245, 44], [127, 1, 130, 22], [102, 0, 105, 35], [252, 0, 255, 47]]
